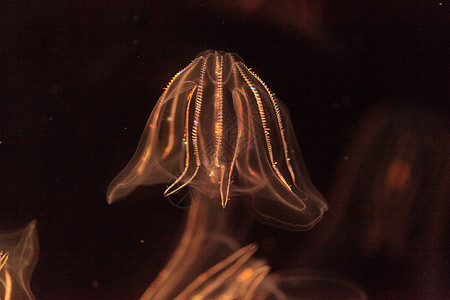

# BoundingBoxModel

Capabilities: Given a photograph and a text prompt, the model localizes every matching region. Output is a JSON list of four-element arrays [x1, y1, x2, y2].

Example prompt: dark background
[[1, 1, 449, 299]]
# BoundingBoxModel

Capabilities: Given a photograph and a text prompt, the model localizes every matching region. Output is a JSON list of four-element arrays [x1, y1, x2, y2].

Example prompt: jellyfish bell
[[107, 49, 327, 231]]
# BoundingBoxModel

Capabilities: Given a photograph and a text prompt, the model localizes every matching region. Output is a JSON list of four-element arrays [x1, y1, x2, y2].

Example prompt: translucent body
[[140, 191, 255, 300], [173, 243, 367, 300], [107, 50, 327, 230], [0, 220, 38, 300]]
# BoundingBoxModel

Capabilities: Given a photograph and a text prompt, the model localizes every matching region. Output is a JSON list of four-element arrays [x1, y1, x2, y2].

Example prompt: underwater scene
[[1, 1, 449, 299]]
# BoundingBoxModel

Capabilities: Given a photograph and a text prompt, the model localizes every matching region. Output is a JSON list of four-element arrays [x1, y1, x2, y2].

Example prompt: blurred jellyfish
[[307, 100, 450, 298], [107, 49, 327, 231], [173, 242, 367, 300], [174, 243, 270, 300], [140, 190, 255, 300], [0, 220, 39, 300], [264, 270, 367, 300]]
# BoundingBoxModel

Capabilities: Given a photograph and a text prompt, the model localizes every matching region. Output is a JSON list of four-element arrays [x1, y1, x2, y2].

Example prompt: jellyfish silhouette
[[107, 49, 327, 230]]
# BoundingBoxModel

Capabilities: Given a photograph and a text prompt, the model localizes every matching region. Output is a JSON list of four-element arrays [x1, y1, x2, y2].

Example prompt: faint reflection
[[0, 220, 38, 300], [0, 252, 8, 272], [200, 0, 332, 52]]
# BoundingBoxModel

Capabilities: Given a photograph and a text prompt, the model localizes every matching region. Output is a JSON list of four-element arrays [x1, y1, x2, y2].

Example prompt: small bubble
[[49, 116, 53, 121], [124, 127, 127, 130], [344, 155, 349, 161], [139, 239, 145, 244], [92, 280, 99, 288], [0, 141, 2, 144], [439, 2, 442, 5]]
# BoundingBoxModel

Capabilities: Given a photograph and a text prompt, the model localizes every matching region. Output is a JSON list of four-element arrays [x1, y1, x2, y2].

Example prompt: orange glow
[[238, 267, 254, 282], [4, 270, 11, 300], [385, 160, 411, 189]]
